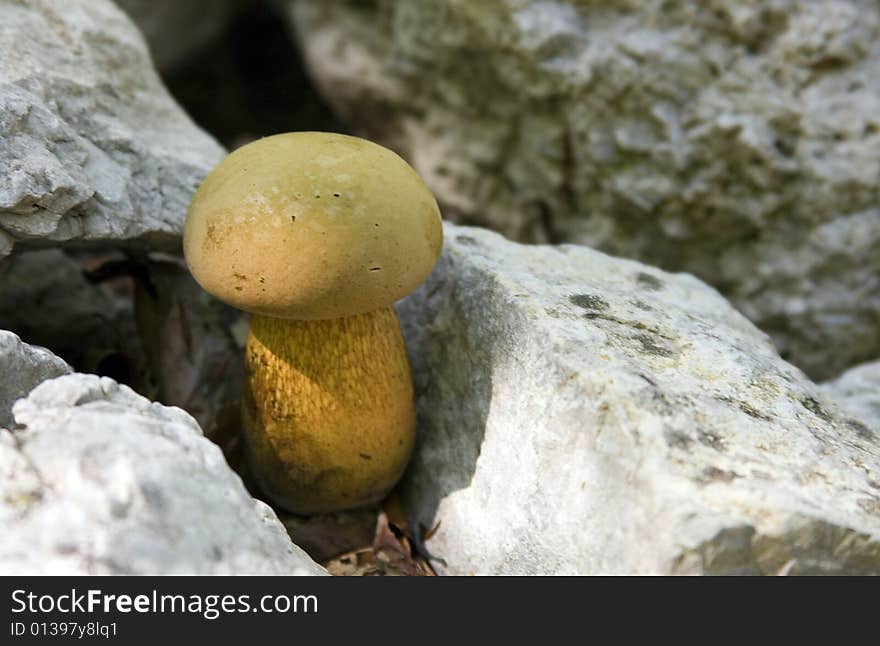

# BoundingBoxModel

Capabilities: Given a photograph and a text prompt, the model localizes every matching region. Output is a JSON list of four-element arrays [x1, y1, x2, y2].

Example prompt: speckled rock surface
[[116, 0, 245, 71], [0, 373, 325, 575], [0, 0, 224, 257], [822, 360, 880, 434], [292, 0, 880, 380], [0, 331, 70, 429], [396, 223, 880, 575]]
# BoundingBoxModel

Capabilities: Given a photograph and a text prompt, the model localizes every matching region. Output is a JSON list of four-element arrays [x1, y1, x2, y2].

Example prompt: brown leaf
[[382, 490, 410, 534], [371, 511, 434, 576], [303, 508, 436, 576], [324, 547, 382, 577]]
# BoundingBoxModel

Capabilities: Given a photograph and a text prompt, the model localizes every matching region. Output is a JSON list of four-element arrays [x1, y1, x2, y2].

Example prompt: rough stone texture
[[0, 331, 70, 429], [396, 223, 880, 575], [0, 0, 224, 258], [116, 0, 245, 71], [291, 0, 880, 380], [821, 360, 880, 433], [0, 373, 325, 575]]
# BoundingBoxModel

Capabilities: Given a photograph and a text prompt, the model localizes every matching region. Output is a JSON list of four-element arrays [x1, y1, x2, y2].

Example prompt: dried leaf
[[324, 547, 382, 576], [371, 512, 434, 576]]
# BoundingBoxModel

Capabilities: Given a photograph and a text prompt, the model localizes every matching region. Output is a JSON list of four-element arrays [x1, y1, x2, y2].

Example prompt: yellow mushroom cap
[[183, 132, 443, 320]]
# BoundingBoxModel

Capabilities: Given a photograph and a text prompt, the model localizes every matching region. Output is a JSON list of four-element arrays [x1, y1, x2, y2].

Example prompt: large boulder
[[0, 0, 224, 258], [291, 0, 880, 380], [0, 331, 70, 429], [0, 373, 324, 575], [397, 223, 880, 574]]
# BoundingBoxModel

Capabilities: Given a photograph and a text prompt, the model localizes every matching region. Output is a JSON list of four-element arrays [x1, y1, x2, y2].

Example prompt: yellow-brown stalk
[[243, 306, 416, 514]]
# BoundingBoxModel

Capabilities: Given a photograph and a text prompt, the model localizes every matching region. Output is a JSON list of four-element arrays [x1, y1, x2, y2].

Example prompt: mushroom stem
[[242, 306, 416, 514]]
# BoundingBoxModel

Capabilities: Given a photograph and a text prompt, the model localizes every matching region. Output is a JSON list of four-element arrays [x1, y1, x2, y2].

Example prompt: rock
[[0, 373, 324, 575], [290, 0, 880, 380], [0, 331, 70, 429], [0, 249, 247, 452], [116, 0, 245, 72], [0, 249, 144, 384], [821, 360, 880, 433], [396, 223, 880, 575], [0, 0, 224, 258]]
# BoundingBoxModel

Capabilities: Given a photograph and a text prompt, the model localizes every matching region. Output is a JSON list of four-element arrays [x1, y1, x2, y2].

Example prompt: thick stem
[[243, 306, 416, 514]]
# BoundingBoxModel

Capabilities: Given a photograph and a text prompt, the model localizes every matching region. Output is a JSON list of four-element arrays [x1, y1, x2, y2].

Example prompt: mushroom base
[[242, 307, 416, 515]]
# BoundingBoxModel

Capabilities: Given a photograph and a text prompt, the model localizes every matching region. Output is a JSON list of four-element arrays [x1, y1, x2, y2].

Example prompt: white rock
[[0, 0, 224, 257], [0, 373, 325, 575], [0, 330, 70, 429], [291, 0, 880, 380], [397, 223, 880, 575], [821, 361, 880, 434]]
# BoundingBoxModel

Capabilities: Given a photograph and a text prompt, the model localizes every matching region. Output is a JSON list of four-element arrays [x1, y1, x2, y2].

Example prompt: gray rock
[[0, 249, 247, 446], [116, 0, 244, 71], [0, 373, 325, 575], [0, 331, 70, 429], [0, 0, 224, 257], [821, 360, 880, 433], [397, 223, 880, 575], [291, 0, 880, 380], [0, 249, 143, 382]]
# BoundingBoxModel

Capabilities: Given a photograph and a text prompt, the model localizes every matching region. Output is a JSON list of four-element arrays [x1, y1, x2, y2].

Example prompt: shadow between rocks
[[162, 0, 345, 149], [395, 265, 493, 562]]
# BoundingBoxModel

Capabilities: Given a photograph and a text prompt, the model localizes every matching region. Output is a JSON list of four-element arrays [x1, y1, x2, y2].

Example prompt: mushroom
[[183, 132, 442, 514]]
